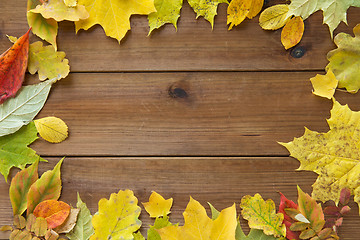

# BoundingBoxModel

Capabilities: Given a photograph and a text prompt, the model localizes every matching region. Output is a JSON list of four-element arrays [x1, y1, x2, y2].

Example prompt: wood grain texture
[[0, 157, 359, 239], [1, 3, 360, 72], [25, 72, 360, 156]]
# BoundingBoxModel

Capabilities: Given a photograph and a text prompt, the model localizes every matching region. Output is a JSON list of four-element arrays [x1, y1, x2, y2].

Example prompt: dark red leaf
[[0, 28, 30, 104], [323, 206, 340, 216], [278, 192, 300, 240], [339, 188, 351, 205]]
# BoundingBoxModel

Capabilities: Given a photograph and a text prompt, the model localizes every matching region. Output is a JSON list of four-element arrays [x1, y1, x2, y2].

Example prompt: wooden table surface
[[1, 1, 360, 239]]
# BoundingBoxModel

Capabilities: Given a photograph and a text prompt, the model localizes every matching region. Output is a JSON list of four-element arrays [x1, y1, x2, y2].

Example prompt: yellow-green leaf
[[188, 0, 228, 28], [75, 0, 156, 43], [326, 24, 360, 93], [28, 41, 70, 81], [310, 70, 338, 99], [259, 4, 290, 30], [148, 0, 183, 34], [90, 189, 141, 240], [227, 0, 251, 30], [30, 0, 89, 22], [280, 16, 304, 50], [34, 117, 68, 143], [64, 0, 77, 7], [279, 99, 360, 213], [143, 191, 173, 218], [157, 197, 237, 240], [240, 193, 286, 238]]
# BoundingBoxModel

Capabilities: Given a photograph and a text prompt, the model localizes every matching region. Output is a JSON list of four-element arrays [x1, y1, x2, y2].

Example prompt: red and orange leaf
[[281, 16, 304, 50], [0, 29, 30, 104], [278, 192, 300, 240], [33, 200, 71, 229], [9, 160, 39, 216]]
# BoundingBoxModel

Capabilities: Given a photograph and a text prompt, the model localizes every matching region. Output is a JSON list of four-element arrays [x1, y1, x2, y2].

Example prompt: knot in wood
[[169, 84, 188, 99], [290, 46, 306, 58]]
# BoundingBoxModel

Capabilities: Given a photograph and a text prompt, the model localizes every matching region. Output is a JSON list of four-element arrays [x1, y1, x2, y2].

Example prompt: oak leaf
[[66, 193, 94, 240], [30, 0, 89, 22], [27, 0, 58, 50], [310, 70, 338, 99], [91, 189, 141, 240], [326, 24, 360, 93], [9, 159, 39, 215], [33, 200, 71, 229], [187, 0, 228, 28], [227, 0, 263, 30], [75, 0, 156, 42], [259, 4, 290, 30], [240, 194, 286, 238], [143, 191, 173, 218], [279, 99, 360, 213], [34, 117, 69, 143], [148, 0, 183, 34], [0, 29, 30, 104], [0, 123, 45, 181], [157, 197, 237, 240], [287, 0, 360, 37], [27, 158, 64, 215], [281, 16, 304, 50]]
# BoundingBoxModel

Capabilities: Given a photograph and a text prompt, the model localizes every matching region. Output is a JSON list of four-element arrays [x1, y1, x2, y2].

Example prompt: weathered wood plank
[[0, 157, 359, 239], [26, 72, 360, 156], [1, 2, 360, 72]]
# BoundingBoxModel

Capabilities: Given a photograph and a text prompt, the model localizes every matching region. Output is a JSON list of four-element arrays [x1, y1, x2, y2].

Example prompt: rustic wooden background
[[1, 1, 360, 239]]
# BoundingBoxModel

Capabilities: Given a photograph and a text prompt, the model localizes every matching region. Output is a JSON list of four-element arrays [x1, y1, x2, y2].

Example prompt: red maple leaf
[[279, 192, 300, 240]]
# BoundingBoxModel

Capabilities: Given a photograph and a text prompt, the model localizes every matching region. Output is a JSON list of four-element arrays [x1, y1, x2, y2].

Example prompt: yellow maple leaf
[[34, 117, 69, 143], [75, 0, 156, 43], [91, 189, 141, 240], [279, 99, 360, 212], [310, 70, 338, 99], [227, 0, 263, 30], [157, 197, 237, 240], [281, 16, 304, 50], [259, 4, 290, 30], [142, 191, 173, 218]]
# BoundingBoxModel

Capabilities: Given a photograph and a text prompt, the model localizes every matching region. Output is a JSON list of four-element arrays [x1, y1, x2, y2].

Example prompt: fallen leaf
[[14, 215, 27, 229], [10, 160, 39, 215], [133, 232, 145, 240], [281, 16, 304, 49], [27, 0, 58, 50], [75, 0, 156, 43], [27, 158, 64, 215], [34, 117, 69, 143], [0, 225, 13, 232], [0, 29, 30, 104], [64, 0, 77, 7], [236, 221, 282, 240], [227, 0, 263, 30], [147, 216, 172, 240], [0, 79, 56, 137], [10, 229, 32, 240], [66, 193, 94, 240], [279, 99, 360, 212], [188, 0, 228, 28], [30, 0, 89, 22], [26, 214, 37, 232], [55, 208, 80, 233], [278, 192, 300, 240], [259, 4, 290, 30], [32, 217, 48, 237], [157, 197, 237, 240], [28, 41, 70, 81], [33, 200, 71, 229], [143, 191, 173, 218], [91, 189, 141, 240], [45, 229, 59, 240], [148, 0, 183, 34], [0, 123, 45, 181], [240, 193, 286, 238], [326, 24, 360, 93], [287, 0, 360, 37], [310, 70, 338, 99]]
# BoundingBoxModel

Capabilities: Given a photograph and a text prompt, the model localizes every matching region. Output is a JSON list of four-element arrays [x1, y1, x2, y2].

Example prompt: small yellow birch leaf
[[310, 70, 338, 99], [259, 4, 290, 30], [247, 0, 264, 19], [227, 0, 252, 30], [142, 192, 173, 218], [157, 197, 237, 240], [64, 0, 77, 7], [91, 189, 141, 240], [34, 117, 68, 143], [30, 0, 89, 22], [281, 16, 304, 50]]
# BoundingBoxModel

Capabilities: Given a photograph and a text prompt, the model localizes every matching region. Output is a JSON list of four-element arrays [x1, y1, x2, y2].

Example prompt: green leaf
[[133, 232, 145, 240], [147, 216, 172, 240], [0, 79, 56, 137], [9, 159, 39, 215], [90, 189, 142, 240], [208, 202, 220, 220], [187, 0, 228, 28], [27, 158, 64, 215], [240, 193, 286, 238], [236, 221, 283, 240], [66, 193, 94, 240], [27, 0, 58, 50], [0, 123, 45, 181], [148, 0, 183, 34]]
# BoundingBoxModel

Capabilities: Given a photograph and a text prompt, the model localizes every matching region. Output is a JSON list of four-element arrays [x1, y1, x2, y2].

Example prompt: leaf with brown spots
[[0, 29, 30, 104], [33, 200, 71, 229], [280, 99, 360, 214]]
